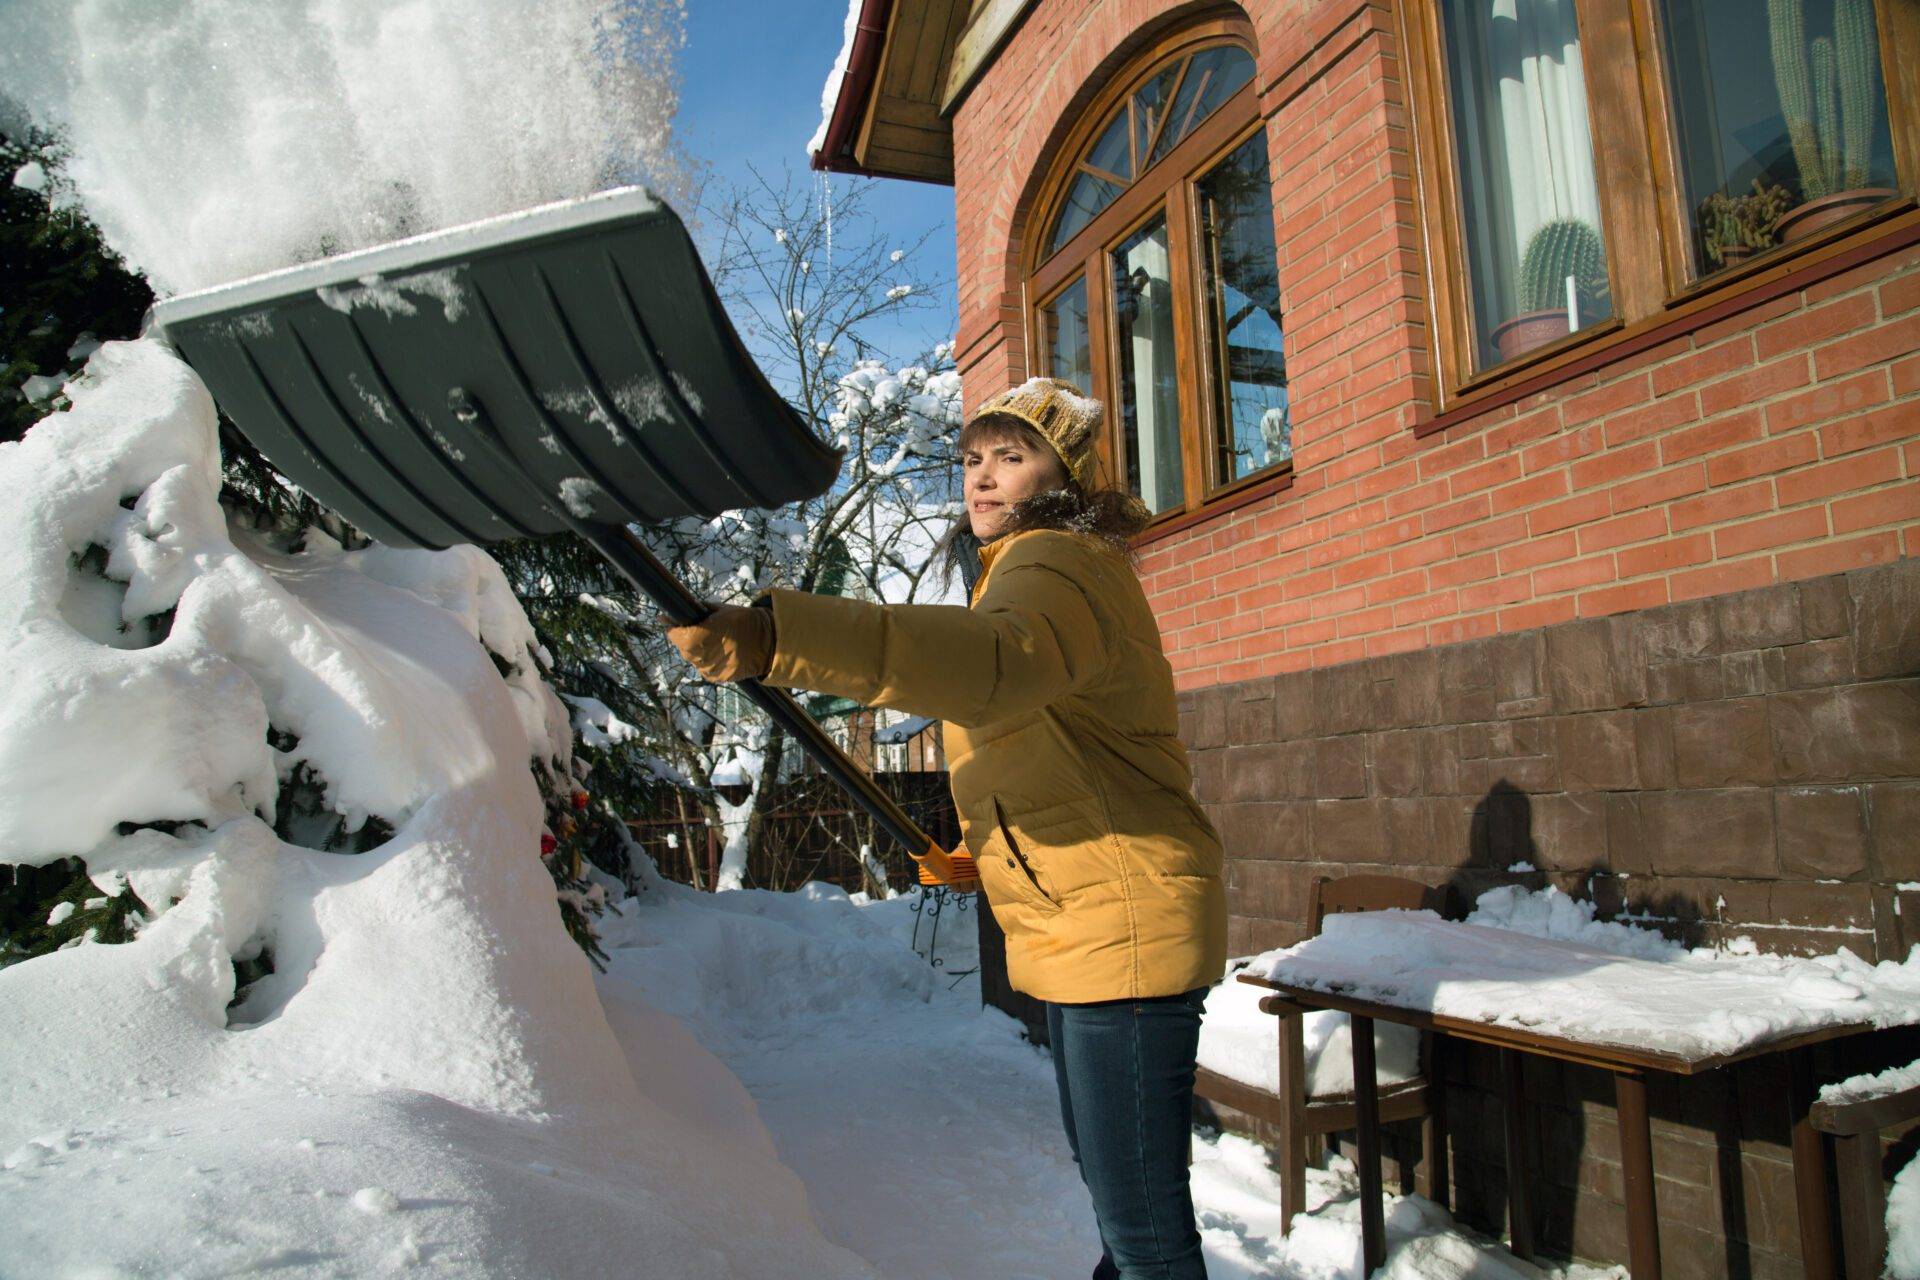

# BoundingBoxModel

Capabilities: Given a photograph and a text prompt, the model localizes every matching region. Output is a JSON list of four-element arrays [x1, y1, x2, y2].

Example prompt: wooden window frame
[[1024, 15, 1286, 531], [1397, 0, 1920, 418]]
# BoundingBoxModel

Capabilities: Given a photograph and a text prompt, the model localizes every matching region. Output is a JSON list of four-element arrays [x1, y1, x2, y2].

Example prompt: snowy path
[[594, 882, 1621, 1280]]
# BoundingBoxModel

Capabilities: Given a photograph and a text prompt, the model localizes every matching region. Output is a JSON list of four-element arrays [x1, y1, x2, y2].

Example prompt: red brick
[[1754, 293, 1878, 362], [1617, 532, 1712, 577], [1484, 404, 1564, 454], [1529, 489, 1613, 535], [1578, 577, 1670, 617], [1449, 453, 1523, 496], [1821, 402, 1920, 457], [1881, 270, 1920, 318], [1498, 597, 1578, 631], [1573, 440, 1661, 489], [1452, 512, 1529, 555], [1598, 389, 1703, 447], [1611, 464, 1707, 512], [1418, 434, 1487, 481], [1519, 422, 1602, 474], [1814, 311, 1920, 380], [1533, 553, 1615, 595], [1364, 567, 1429, 605], [1497, 530, 1577, 574], [1712, 506, 1829, 557], [1422, 494, 1491, 534], [1700, 353, 1812, 417], [1562, 372, 1652, 428], [1459, 574, 1532, 612], [1659, 410, 1765, 466], [1894, 353, 1920, 398], [1775, 447, 1904, 508], [1763, 368, 1891, 435], [1651, 336, 1755, 397], [1669, 556, 1775, 602], [1831, 480, 1920, 534], [1427, 611, 1500, 646], [1382, 475, 1449, 518], [1364, 627, 1429, 659], [1391, 589, 1461, 627], [1776, 529, 1902, 579], [1705, 432, 1820, 487], [1427, 550, 1498, 589], [1488, 470, 1570, 515], [1578, 508, 1669, 554], [1669, 480, 1774, 532]]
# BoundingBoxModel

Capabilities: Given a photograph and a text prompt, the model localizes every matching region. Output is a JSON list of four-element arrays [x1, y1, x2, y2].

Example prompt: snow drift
[[0, 339, 874, 1277]]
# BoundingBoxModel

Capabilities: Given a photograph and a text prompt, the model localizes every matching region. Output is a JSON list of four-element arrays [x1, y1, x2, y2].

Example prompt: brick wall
[[953, 0, 1920, 693]]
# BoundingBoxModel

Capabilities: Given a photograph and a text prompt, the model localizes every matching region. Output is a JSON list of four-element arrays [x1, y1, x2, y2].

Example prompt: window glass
[[1441, 0, 1614, 369], [1085, 110, 1132, 182], [1040, 276, 1093, 396], [1199, 131, 1289, 483], [1112, 216, 1184, 514], [1051, 172, 1124, 255], [1659, 0, 1897, 277], [1153, 45, 1255, 164], [1046, 43, 1257, 261], [1130, 63, 1183, 172]]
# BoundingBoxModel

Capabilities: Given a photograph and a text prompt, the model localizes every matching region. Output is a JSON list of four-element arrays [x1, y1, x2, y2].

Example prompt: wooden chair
[[1810, 1067, 1920, 1280], [1194, 873, 1452, 1234]]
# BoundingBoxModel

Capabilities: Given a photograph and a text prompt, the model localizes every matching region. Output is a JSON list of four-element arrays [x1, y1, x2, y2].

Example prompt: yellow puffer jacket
[[764, 528, 1227, 1003]]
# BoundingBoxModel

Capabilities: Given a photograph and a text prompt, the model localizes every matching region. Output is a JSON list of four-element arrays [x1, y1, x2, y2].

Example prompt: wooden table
[[1236, 969, 1866, 1279]]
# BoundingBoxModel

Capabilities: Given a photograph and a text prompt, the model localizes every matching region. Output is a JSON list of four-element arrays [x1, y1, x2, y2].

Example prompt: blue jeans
[[1047, 987, 1209, 1280]]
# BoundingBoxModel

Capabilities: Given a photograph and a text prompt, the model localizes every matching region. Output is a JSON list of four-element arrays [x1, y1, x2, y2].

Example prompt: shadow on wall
[[1418, 776, 1918, 1273]]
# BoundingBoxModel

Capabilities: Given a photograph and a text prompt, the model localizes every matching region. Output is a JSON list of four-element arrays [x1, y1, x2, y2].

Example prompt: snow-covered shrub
[[0, 339, 589, 983]]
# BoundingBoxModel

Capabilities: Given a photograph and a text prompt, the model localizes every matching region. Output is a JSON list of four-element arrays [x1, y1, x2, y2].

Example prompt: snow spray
[[0, 0, 687, 295]]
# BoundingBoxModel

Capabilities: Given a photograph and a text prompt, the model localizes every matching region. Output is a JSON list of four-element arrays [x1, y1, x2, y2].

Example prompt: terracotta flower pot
[[1490, 308, 1571, 363], [1714, 243, 1756, 269], [1777, 187, 1898, 245]]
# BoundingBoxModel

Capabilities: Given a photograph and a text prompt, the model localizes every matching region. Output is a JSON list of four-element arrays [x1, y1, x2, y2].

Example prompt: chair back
[[1308, 874, 1449, 937]]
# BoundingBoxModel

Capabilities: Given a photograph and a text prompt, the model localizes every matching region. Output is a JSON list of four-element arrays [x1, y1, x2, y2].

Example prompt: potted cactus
[[1698, 178, 1794, 269], [1491, 217, 1610, 363], [1768, 0, 1896, 243]]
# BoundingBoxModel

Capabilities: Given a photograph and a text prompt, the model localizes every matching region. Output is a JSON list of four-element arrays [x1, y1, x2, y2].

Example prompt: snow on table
[[1251, 900, 1920, 1064]]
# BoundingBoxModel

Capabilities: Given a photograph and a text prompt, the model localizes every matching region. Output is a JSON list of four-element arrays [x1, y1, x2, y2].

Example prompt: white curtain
[[1448, 0, 1604, 324], [1124, 228, 1183, 513]]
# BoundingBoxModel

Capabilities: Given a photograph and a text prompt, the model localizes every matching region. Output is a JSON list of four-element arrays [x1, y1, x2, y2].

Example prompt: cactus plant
[[1697, 178, 1794, 267], [1769, 0, 1881, 201], [1517, 217, 1609, 318]]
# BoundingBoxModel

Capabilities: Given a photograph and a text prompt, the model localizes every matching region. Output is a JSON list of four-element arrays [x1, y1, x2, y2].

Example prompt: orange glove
[[666, 604, 775, 682], [913, 842, 980, 893]]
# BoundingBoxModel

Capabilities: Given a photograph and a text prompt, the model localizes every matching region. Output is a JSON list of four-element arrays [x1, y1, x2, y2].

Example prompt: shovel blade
[[151, 187, 841, 548]]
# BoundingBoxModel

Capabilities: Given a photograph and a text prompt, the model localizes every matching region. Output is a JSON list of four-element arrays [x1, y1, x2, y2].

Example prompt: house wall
[[948, 0, 1920, 1273]]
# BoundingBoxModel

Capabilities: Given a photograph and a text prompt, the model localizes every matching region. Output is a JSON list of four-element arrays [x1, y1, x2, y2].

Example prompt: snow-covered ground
[[593, 872, 1621, 1280]]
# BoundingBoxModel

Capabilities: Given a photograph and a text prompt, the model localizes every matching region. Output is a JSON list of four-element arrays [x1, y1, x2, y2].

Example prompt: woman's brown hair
[[935, 414, 1151, 593]]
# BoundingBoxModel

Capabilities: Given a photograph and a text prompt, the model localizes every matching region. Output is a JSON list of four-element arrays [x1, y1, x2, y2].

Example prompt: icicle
[[817, 171, 833, 272]]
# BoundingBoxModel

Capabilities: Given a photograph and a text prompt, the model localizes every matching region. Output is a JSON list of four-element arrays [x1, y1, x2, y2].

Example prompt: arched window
[[1028, 22, 1287, 521]]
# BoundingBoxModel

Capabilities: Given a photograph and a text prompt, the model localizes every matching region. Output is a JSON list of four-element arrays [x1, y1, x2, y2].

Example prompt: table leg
[[1351, 1012, 1386, 1274], [1501, 1049, 1534, 1262], [1788, 1048, 1840, 1280], [1613, 1070, 1662, 1280], [1423, 1032, 1450, 1211]]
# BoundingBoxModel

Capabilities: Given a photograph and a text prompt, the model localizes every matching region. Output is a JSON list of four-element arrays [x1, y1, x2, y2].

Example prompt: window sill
[[1413, 197, 1920, 440], [1130, 466, 1295, 549]]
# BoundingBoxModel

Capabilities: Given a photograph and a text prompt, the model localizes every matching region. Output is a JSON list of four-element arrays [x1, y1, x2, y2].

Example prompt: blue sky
[[674, 0, 960, 372]]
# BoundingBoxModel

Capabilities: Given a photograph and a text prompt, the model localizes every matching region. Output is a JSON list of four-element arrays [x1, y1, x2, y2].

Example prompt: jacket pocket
[[984, 796, 1061, 913]]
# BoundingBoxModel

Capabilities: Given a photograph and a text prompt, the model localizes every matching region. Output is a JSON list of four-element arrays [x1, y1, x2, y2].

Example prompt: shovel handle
[[589, 526, 943, 865]]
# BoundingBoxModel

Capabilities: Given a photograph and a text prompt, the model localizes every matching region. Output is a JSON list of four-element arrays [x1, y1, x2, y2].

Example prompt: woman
[[668, 377, 1226, 1280]]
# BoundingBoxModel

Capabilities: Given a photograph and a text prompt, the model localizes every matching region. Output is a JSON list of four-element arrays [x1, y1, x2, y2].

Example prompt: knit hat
[[966, 377, 1103, 488]]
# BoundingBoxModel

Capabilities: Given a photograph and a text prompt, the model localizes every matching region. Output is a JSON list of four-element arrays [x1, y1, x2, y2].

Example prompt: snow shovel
[[148, 186, 973, 889]]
